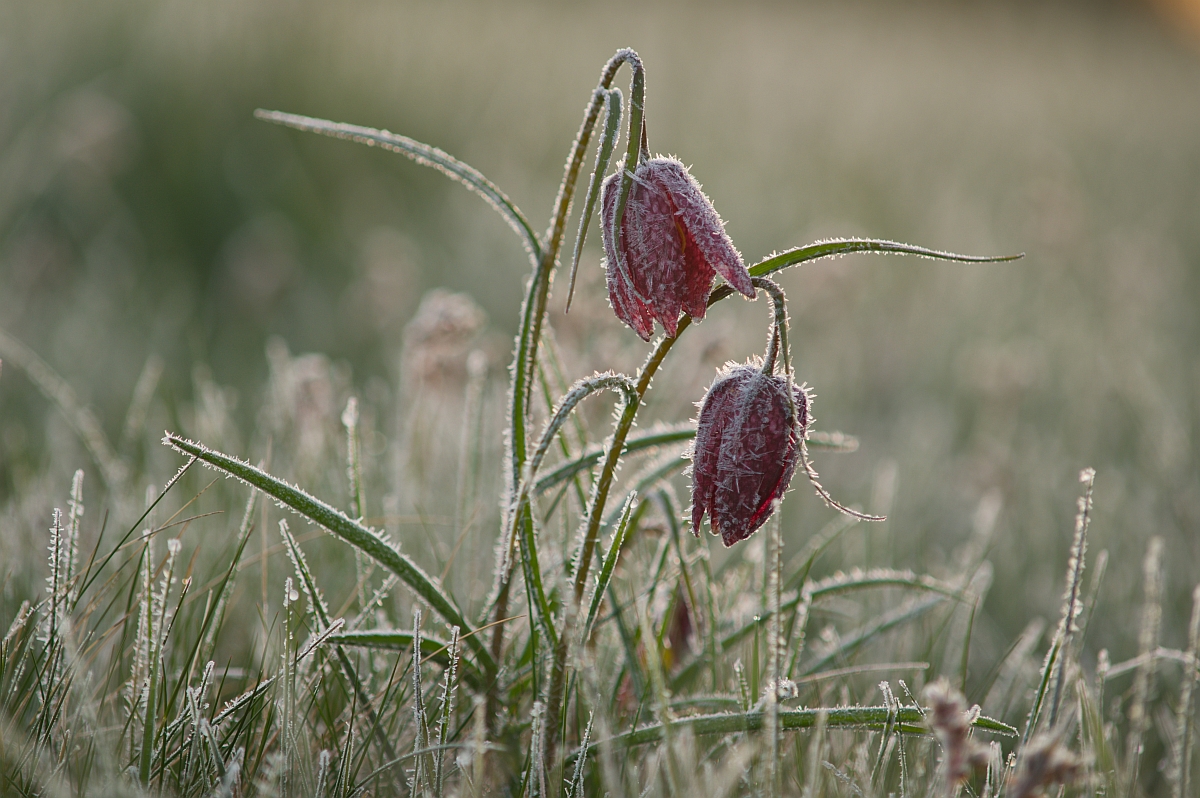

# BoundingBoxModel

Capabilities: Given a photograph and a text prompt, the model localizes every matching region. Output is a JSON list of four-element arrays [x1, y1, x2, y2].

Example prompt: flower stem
[[486, 47, 649, 734]]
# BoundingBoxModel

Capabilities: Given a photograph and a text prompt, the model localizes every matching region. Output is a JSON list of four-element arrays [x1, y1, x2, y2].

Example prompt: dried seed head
[[924, 678, 990, 788], [601, 157, 754, 340], [689, 362, 807, 546], [1007, 734, 1085, 798]]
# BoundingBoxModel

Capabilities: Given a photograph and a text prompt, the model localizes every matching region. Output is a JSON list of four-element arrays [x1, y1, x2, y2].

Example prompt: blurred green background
[[2, 0, 1199, 678]]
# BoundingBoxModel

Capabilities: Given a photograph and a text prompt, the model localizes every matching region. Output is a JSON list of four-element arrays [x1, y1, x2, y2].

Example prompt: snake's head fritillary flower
[[689, 362, 809, 547], [601, 157, 755, 341]]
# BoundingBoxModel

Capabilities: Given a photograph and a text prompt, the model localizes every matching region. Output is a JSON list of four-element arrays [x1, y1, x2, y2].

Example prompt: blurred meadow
[[3, 0, 1200, 794]]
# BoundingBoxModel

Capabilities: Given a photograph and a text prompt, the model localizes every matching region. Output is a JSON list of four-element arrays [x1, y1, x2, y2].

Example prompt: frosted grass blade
[[162, 433, 495, 675], [567, 706, 1015, 764], [581, 492, 636, 645], [748, 238, 1022, 279], [256, 110, 541, 261]]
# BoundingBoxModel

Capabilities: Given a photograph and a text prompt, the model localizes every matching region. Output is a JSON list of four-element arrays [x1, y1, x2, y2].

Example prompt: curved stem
[[752, 277, 789, 376], [543, 323, 677, 769], [606, 51, 647, 293], [506, 374, 640, 649], [488, 47, 648, 732], [518, 232, 997, 736]]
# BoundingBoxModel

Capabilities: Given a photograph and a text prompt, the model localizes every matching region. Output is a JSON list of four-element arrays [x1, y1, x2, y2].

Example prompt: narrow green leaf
[[672, 572, 962, 689], [537, 425, 854, 499], [535, 423, 694, 495], [582, 492, 637, 645], [328, 630, 481, 689], [606, 54, 646, 294], [748, 238, 1022, 279], [255, 110, 541, 261], [798, 594, 948, 677], [568, 705, 1015, 763], [162, 433, 496, 676]]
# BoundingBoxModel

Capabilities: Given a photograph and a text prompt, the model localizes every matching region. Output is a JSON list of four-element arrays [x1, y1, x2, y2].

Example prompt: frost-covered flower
[[689, 362, 807, 546], [601, 157, 754, 340]]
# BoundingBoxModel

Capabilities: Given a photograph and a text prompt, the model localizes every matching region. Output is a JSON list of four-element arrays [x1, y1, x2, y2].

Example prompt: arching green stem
[[752, 277, 790, 377], [487, 48, 647, 731], [505, 373, 640, 651], [543, 324, 678, 769]]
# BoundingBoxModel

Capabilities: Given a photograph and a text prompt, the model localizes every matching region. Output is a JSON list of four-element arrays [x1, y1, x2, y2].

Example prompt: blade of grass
[[255, 110, 541, 261], [747, 238, 1022, 280], [581, 492, 637, 646], [568, 705, 1015, 764], [162, 433, 494, 676]]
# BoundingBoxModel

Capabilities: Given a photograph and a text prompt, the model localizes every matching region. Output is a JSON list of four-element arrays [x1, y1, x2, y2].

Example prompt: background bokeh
[[2, 0, 1199, 688]]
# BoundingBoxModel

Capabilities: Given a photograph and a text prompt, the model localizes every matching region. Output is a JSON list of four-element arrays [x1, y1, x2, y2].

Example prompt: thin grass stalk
[[281, 577, 298, 798], [0, 326, 128, 491], [432, 625, 460, 798], [127, 527, 154, 766], [565, 86, 622, 310], [276, 518, 402, 778], [766, 507, 783, 798], [1048, 468, 1094, 730], [342, 397, 372, 612], [1170, 585, 1200, 798], [64, 470, 83, 601], [410, 608, 430, 796], [581, 492, 637, 646], [637, 594, 680, 795], [313, 749, 331, 798], [200, 486, 259, 666], [529, 701, 549, 798], [1125, 537, 1164, 797], [465, 695, 487, 798], [140, 537, 180, 786], [454, 351, 488, 570]]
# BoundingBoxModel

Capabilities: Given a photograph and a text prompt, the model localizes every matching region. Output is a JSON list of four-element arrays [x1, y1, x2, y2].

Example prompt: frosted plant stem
[[1047, 468, 1094, 730], [342, 397, 372, 611], [767, 508, 783, 798], [485, 48, 648, 732], [565, 87, 622, 311], [453, 351, 487, 569], [1126, 537, 1163, 797], [1171, 585, 1200, 798], [543, 355, 656, 765]]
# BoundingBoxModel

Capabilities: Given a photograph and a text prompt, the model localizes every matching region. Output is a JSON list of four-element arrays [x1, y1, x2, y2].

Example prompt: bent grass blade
[[255, 110, 541, 262], [162, 433, 496, 676]]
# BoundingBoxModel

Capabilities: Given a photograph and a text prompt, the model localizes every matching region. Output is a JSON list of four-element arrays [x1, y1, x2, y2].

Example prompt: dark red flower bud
[[689, 362, 808, 546], [601, 157, 755, 341]]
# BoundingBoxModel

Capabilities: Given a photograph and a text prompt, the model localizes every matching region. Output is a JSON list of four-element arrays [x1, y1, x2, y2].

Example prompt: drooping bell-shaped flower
[[689, 361, 808, 547], [601, 157, 755, 341]]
